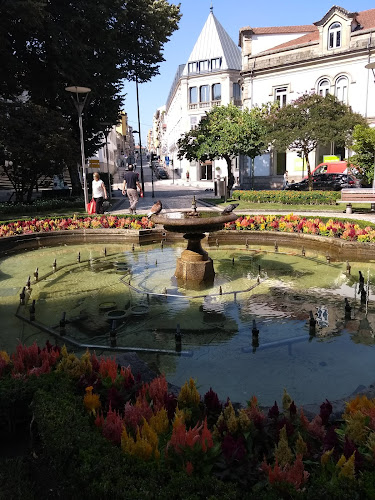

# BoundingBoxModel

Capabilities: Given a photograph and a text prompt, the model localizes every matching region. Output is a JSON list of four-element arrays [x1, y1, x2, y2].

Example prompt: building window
[[200, 162, 213, 180], [190, 116, 198, 130], [189, 87, 197, 104], [212, 83, 221, 101], [328, 22, 341, 49], [233, 82, 242, 99], [200, 85, 210, 103], [275, 87, 288, 107], [335, 76, 348, 103], [318, 79, 330, 96], [188, 62, 198, 74], [199, 60, 209, 72], [211, 57, 222, 70]]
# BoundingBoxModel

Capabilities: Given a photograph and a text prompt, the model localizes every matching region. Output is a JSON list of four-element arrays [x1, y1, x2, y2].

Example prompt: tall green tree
[[177, 104, 268, 192], [0, 101, 77, 202], [267, 93, 366, 189], [0, 0, 181, 193], [350, 125, 375, 185]]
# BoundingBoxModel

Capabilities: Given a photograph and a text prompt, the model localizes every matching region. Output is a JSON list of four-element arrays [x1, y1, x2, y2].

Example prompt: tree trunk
[[224, 155, 234, 198], [304, 150, 313, 191], [67, 163, 83, 196]]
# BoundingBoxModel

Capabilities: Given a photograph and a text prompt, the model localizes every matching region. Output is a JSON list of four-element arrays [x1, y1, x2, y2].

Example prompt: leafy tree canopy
[[350, 125, 375, 184], [0, 101, 77, 202], [0, 0, 181, 192], [177, 104, 268, 189], [267, 93, 366, 188]]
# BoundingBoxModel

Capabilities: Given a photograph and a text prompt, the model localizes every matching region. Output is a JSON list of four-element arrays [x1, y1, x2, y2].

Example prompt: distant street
[[110, 156, 217, 213]]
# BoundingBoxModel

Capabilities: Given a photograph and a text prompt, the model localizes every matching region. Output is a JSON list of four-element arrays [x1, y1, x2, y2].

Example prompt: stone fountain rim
[[152, 211, 237, 228]]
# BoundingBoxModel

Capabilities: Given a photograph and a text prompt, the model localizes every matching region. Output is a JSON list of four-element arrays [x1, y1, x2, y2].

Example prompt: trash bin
[[217, 180, 226, 198]]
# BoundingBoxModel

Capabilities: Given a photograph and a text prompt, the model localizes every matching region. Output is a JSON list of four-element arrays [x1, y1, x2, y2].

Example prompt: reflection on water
[[0, 242, 375, 405]]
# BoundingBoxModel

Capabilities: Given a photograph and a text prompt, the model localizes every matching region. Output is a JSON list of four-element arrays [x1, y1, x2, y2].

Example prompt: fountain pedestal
[[175, 233, 215, 282], [152, 210, 237, 284]]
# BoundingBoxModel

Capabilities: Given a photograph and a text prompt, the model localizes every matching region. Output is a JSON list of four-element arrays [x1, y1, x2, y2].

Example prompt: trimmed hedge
[[0, 197, 85, 214], [232, 190, 340, 205]]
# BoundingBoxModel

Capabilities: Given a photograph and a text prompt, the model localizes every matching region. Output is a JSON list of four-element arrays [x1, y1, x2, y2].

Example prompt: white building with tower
[[239, 6, 375, 188], [163, 7, 242, 186]]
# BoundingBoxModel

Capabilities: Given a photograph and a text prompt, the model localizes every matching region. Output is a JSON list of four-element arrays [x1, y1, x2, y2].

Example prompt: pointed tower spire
[[210, 2, 213, 13]]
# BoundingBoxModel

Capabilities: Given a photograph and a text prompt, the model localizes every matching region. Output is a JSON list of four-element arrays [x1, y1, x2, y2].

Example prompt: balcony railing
[[188, 100, 222, 110]]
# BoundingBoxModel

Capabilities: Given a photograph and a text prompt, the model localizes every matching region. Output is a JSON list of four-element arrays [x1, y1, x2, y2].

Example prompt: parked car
[[286, 173, 359, 191], [155, 167, 169, 179]]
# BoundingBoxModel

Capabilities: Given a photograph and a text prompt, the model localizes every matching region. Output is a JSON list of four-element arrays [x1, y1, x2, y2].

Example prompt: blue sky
[[122, 0, 374, 146]]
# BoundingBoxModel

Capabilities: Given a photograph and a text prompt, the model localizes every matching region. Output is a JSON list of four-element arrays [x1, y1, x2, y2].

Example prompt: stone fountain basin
[[152, 211, 238, 234]]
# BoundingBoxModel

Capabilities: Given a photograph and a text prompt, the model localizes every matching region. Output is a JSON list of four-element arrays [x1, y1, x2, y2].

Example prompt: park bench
[[339, 188, 375, 214]]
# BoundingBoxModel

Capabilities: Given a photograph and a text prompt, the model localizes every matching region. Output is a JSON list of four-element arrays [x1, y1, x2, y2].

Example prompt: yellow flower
[[224, 401, 239, 434], [282, 388, 292, 413], [345, 395, 375, 416], [238, 409, 251, 432], [321, 448, 334, 466], [178, 378, 200, 407], [150, 408, 169, 435], [344, 411, 369, 444], [0, 351, 10, 363], [295, 432, 308, 457], [339, 452, 356, 480], [83, 386, 101, 415], [274, 425, 293, 467], [173, 406, 185, 429], [336, 454, 346, 468]]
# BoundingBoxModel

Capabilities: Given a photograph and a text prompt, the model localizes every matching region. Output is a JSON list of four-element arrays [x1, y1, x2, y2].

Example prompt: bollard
[[19, 287, 26, 305], [34, 267, 39, 281], [252, 319, 259, 337], [60, 312, 66, 334], [302, 247, 305, 257], [216, 239, 219, 247], [53, 258, 57, 271], [155, 260, 157, 266], [29, 299, 36, 321], [252, 336, 259, 353], [104, 247, 107, 257], [232, 258, 235, 266], [132, 243, 135, 252], [326, 255, 331, 265], [309, 311, 316, 328], [110, 320, 117, 347], [219, 286, 222, 295], [245, 239, 249, 249], [77, 252, 81, 263], [26, 276, 31, 291], [346, 261, 351, 275], [274, 241, 278, 253], [345, 298, 351, 320]]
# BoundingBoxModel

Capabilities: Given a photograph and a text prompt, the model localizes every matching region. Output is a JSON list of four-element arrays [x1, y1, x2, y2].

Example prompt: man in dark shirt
[[122, 165, 142, 214]]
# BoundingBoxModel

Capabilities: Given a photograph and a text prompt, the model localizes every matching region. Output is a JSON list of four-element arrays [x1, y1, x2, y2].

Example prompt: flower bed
[[0, 215, 154, 237], [1, 343, 375, 498], [232, 190, 340, 205], [225, 214, 375, 242]]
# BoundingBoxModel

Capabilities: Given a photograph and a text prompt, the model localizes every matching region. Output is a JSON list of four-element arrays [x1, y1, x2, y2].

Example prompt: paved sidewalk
[[109, 180, 375, 224]]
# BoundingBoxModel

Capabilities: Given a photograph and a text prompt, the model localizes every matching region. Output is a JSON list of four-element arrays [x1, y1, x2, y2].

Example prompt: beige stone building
[[239, 6, 375, 189]]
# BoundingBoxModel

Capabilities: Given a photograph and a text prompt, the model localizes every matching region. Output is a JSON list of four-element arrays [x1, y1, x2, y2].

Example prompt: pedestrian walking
[[122, 165, 142, 214], [92, 172, 107, 214], [282, 170, 289, 190]]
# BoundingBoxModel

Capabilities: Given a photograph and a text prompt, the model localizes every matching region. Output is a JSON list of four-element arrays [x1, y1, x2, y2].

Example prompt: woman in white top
[[92, 172, 107, 214]]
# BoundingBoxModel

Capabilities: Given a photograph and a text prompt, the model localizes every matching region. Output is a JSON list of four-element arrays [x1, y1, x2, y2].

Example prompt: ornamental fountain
[[152, 197, 237, 283]]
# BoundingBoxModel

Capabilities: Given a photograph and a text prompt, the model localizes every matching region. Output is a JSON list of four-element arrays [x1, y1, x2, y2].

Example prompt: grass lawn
[[200, 197, 373, 213]]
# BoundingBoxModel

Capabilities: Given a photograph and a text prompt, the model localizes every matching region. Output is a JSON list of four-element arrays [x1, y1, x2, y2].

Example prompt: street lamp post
[[135, 77, 145, 194], [65, 86, 91, 207], [101, 123, 113, 200]]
